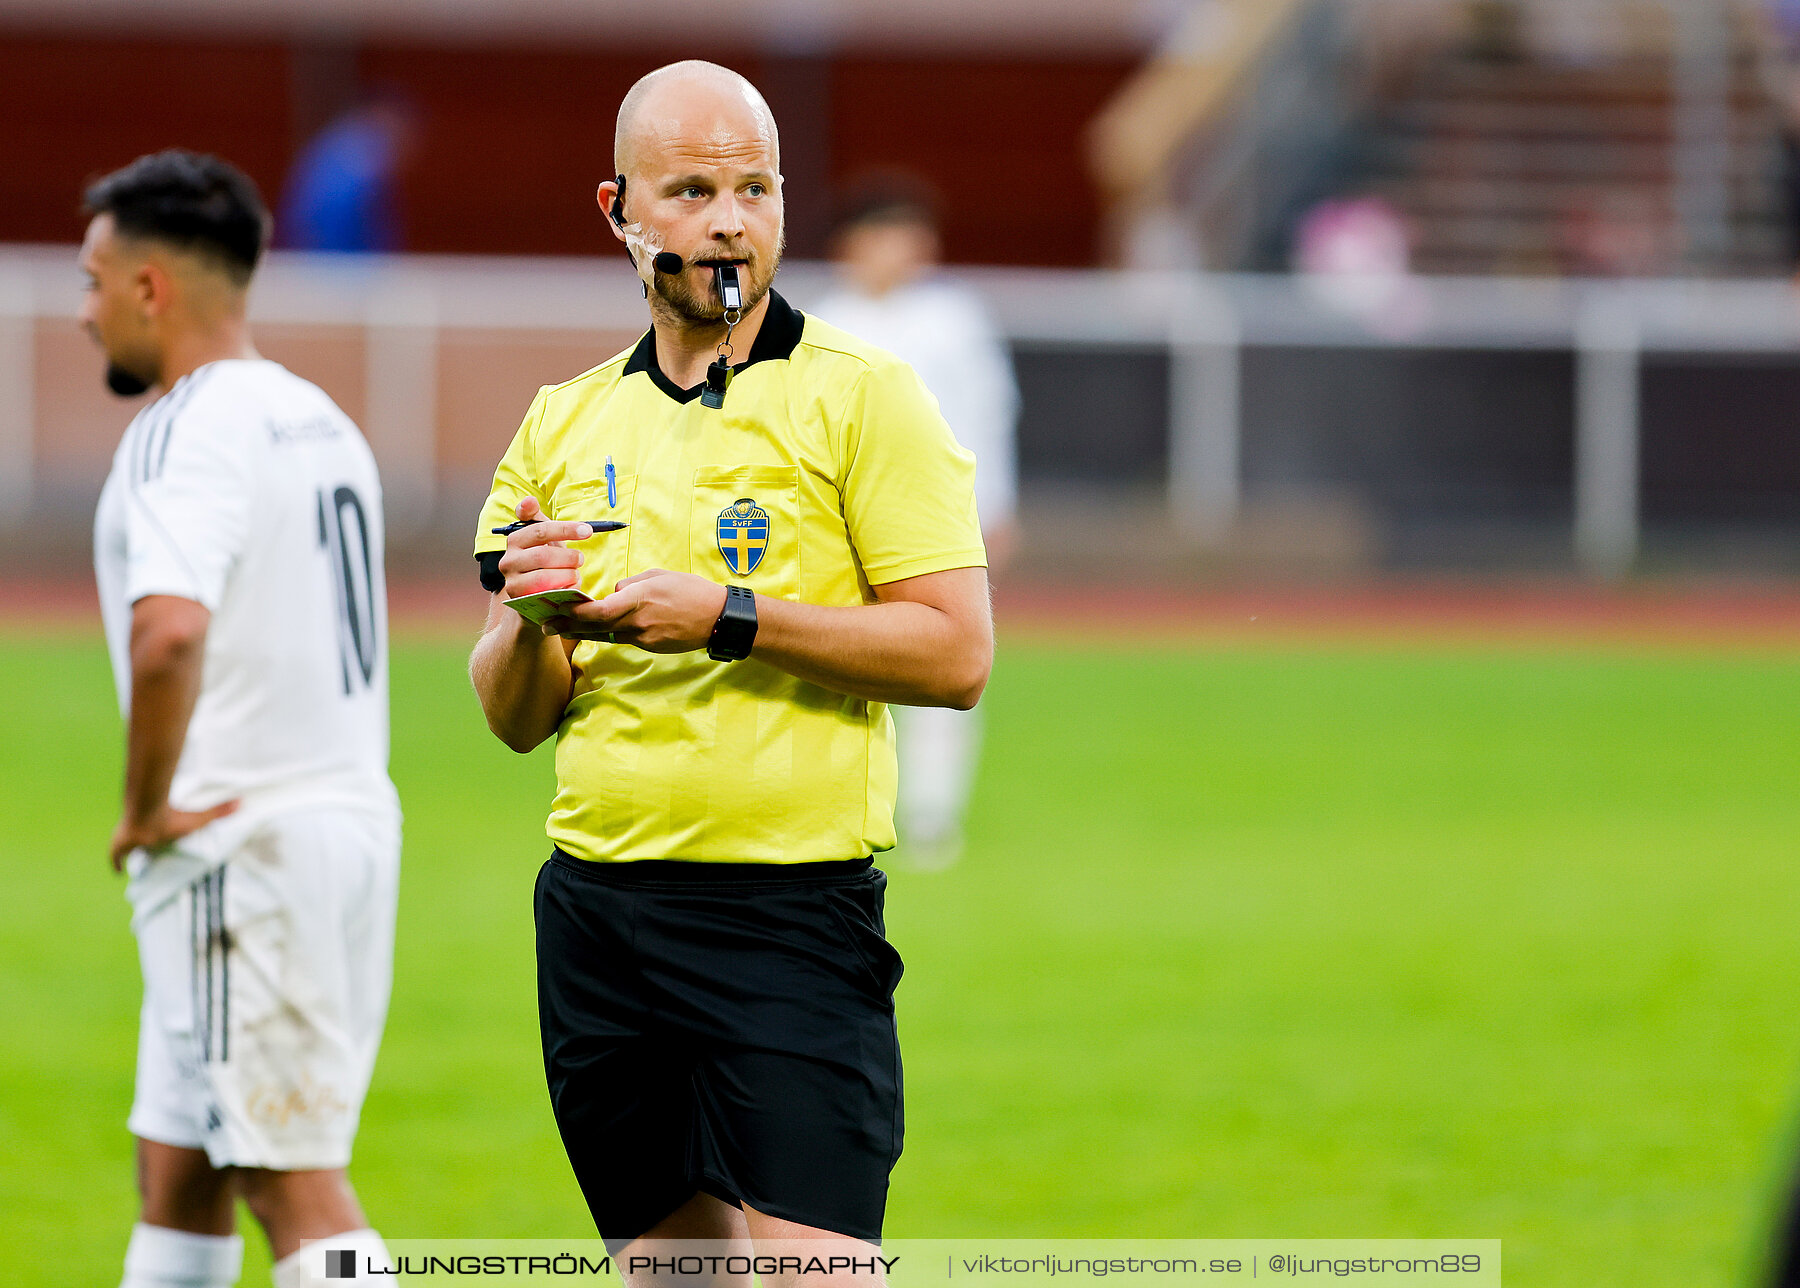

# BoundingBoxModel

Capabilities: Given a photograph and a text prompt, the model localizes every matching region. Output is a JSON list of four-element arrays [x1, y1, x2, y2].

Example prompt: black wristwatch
[[707, 585, 758, 661]]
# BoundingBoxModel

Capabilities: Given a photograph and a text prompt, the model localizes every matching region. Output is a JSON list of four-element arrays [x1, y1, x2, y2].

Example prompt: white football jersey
[[94, 359, 396, 825], [810, 276, 1019, 530]]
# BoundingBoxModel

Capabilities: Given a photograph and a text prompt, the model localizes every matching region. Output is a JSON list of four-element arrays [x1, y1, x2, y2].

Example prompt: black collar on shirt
[[623, 289, 805, 405]]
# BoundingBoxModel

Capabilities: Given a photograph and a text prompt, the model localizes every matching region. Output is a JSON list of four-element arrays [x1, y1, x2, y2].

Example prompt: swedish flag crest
[[716, 497, 769, 576]]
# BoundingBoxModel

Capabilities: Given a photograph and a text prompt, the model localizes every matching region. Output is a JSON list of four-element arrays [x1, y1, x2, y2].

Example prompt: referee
[[468, 61, 992, 1274]]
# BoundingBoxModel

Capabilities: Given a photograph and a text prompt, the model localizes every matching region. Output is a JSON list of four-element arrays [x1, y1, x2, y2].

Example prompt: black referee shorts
[[534, 850, 905, 1247]]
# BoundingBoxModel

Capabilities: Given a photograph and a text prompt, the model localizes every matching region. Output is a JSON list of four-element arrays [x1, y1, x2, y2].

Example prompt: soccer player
[[83, 151, 399, 1288], [469, 62, 992, 1279], [811, 179, 1020, 869]]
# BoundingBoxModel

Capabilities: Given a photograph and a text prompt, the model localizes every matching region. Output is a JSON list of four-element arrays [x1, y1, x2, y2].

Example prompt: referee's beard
[[656, 233, 783, 328]]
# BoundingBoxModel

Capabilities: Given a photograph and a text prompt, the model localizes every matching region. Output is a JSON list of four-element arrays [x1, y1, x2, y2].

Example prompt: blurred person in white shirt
[[812, 178, 1019, 869]]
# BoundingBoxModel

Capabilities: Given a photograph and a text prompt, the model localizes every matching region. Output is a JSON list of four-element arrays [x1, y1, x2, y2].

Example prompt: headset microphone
[[613, 174, 686, 276]]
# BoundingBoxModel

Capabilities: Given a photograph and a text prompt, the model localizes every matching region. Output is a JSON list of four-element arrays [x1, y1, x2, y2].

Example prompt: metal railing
[[7, 244, 1800, 576]]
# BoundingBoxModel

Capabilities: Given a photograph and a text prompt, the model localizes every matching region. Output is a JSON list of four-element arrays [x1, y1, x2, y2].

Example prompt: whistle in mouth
[[717, 263, 743, 311]]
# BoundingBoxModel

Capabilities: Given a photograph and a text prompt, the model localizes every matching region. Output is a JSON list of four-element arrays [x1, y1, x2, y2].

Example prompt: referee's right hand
[[495, 497, 591, 599]]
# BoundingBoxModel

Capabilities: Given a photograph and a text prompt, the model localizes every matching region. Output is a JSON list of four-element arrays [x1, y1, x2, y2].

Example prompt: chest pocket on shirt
[[550, 473, 637, 599], [692, 465, 800, 600]]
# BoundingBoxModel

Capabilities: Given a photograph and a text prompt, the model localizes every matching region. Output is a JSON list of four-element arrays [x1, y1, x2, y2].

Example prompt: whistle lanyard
[[702, 264, 744, 410]]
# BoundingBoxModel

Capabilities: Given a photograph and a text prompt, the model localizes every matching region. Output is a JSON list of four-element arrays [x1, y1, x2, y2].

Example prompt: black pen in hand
[[490, 519, 630, 536]]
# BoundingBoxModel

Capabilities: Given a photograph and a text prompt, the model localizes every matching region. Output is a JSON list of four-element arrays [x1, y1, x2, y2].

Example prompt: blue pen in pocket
[[605, 456, 617, 508]]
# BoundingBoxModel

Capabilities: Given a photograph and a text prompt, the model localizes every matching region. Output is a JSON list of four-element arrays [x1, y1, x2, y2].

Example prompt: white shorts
[[128, 804, 400, 1171]]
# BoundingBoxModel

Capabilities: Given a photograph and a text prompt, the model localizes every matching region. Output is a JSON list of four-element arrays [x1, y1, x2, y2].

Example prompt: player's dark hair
[[830, 173, 941, 237], [83, 150, 271, 286]]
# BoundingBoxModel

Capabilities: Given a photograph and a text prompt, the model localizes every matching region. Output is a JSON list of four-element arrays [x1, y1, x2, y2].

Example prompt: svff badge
[[716, 497, 769, 576]]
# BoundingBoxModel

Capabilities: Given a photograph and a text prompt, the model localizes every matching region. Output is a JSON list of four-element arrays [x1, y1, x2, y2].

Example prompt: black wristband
[[477, 550, 505, 593], [707, 585, 758, 661]]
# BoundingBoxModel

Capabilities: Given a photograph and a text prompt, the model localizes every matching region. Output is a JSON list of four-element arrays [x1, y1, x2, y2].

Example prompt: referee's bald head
[[614, 61, 780, 180]]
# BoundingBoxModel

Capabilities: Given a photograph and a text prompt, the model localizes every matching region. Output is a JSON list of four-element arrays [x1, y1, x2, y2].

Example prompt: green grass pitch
[[5, 628, 1800, 1287]]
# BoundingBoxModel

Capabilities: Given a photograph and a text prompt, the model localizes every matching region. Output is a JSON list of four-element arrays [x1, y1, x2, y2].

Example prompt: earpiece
[[612, 175, 684, 275]]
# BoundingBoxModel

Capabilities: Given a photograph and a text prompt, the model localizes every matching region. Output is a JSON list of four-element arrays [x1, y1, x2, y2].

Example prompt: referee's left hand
[[542, 568, 728, 653]]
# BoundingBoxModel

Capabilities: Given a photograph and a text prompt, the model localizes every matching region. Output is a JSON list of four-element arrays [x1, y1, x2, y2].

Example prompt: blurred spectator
[[1533, 0, 1618, 67], [1292, 193, 1426, 336], [1777, 0, 1800, 49], [811, 176, 1019, 869], [279, 95, 416, 252], [1765, 0, 1800, 265], [1465, 0, 1527, 63]]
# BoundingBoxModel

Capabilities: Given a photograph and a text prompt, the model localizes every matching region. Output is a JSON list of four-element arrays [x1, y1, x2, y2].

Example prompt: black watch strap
[[707, 585, 758, 661]]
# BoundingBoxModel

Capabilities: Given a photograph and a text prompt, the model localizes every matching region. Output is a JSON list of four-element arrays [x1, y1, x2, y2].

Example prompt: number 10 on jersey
[[317, 485, 378, 694]]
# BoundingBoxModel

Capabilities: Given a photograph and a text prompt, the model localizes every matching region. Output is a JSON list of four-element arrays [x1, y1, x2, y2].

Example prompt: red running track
[[8, 575, 1798, 651]]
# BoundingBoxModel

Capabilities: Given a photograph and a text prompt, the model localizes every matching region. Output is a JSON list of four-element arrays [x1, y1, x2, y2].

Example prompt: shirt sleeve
[[123, 404, 256, 612], [838, 356, 988, 585], [474, 387, 548, 559]]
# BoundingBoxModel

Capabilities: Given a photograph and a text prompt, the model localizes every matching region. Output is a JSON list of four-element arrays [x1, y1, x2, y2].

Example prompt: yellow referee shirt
[[475, 291, 987, 863]]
